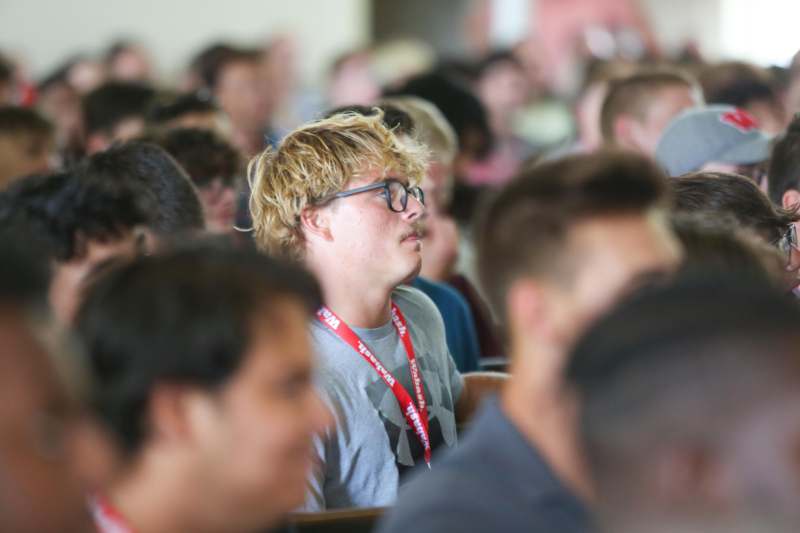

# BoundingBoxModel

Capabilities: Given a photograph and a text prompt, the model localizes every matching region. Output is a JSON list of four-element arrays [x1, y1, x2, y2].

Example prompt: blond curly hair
[[248, 110, 428, 260]]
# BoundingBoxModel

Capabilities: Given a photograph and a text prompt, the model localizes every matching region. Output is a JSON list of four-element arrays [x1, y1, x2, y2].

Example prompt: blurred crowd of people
[[2, 23, 800, 533]]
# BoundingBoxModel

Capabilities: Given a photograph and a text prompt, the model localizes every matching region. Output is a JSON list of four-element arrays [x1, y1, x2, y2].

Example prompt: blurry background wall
[[0, 0, 370, 83]]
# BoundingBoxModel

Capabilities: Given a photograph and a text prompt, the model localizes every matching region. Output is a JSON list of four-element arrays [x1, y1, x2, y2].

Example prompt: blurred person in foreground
[[79, 245, 332, 533], [378, 151, 682, 533], [0, 234, 112, 533], [568, 272, 800, 533]]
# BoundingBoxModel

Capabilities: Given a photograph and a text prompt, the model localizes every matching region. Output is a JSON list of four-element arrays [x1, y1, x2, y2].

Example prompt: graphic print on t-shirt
[[364, 350, 458, 475]]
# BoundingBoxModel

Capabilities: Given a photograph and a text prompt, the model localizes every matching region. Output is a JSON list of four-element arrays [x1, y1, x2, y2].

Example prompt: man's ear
[[782, 188, 800, 211], [299, 206, 332, 241], [147, 385, 195, 447]]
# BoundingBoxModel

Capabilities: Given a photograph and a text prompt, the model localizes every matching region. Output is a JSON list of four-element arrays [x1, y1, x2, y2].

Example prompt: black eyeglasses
[[315, 179, 425, 213]]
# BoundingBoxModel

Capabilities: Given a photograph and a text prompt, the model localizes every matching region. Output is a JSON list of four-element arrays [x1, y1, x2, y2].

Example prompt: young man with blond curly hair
[[249, 111, 501, 510]]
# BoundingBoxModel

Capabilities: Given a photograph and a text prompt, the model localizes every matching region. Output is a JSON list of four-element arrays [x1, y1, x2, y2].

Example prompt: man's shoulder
[[376, 457, 511, 533], [393, 283, 439, 312]]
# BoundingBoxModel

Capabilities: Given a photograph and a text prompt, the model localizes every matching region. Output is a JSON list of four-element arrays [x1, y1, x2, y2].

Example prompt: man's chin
[[398, 257, 423, 286]]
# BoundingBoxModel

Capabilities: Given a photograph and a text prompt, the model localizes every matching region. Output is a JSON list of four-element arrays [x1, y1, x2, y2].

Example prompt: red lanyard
[[90, 494, 134, 533], [317, 302, 432, 467]]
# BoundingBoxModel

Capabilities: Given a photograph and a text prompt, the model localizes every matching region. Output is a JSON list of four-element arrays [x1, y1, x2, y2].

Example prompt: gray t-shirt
[[303, 285, 464, 511]]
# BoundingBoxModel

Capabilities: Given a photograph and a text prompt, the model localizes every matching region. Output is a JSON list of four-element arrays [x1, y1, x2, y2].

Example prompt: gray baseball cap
[[655, 105, 772, 177]]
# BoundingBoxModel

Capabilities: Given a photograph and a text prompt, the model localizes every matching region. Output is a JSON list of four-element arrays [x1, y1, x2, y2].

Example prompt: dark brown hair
[[477, 150, 670, 322]]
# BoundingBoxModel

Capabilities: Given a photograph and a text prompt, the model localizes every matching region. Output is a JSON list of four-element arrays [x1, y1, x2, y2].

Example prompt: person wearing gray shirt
[[304, 285, 463, 510], [247, 111, 505, 512]]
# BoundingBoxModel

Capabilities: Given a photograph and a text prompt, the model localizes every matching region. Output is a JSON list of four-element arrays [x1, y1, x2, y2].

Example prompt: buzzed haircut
[[672, 171, 798, 242], [477, 151, 669, 323], [82, 81, 156, 137], [600, 69, 697, 143], [768, 113, 800, 205], [80, 142, 205, 236], [76, 243, 320, 455]]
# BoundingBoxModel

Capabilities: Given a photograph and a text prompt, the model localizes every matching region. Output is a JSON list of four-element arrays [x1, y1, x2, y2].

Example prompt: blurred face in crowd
[[49, 231, 143, 324], [37, 82, 83, 150], [477, 59, 530, 120], [197, 177, 237, 234], [0, 133, 55, 189], [109, 46, 153, 83], [215, 59, 265, 136], [0, 309, 100, 533], [182, 300, 331, 529], [328, 54, 380, 108]]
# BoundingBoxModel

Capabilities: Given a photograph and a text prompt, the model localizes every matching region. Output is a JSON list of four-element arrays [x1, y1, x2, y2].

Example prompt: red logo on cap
[[720, 109, 759, 132]]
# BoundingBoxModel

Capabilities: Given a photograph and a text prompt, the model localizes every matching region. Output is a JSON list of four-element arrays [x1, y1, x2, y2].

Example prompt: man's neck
[[500, 357, 594, 503], [307, 253, 396, 329], [107, 454, 241, 533]]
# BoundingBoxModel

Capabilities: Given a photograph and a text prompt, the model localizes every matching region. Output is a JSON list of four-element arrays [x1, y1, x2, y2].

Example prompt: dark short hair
[[567, 272, 800, 488], [146, 91, 219, 127], [76, 243, 321, 455], [0, 171, 149, 262], [600, 69, 697, 143], [155, 128, 241, 188], [80, 142, 205, 235], [768, 113, 800, 204], [670, 213, 783, 285], [82, 82, 156, 137], [477, 150, 669, 322], [672, 172, 798, 242], [190, 44, 260, 91], [0, 105, 53, 138], [700, 61, 781, 111], [386, 71, 493, 159]]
